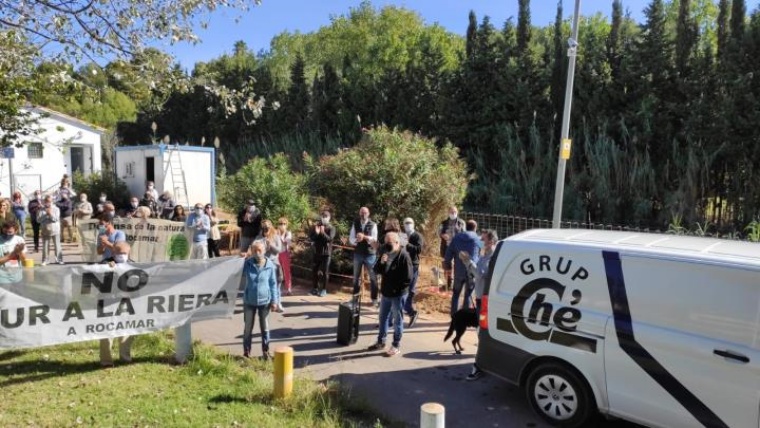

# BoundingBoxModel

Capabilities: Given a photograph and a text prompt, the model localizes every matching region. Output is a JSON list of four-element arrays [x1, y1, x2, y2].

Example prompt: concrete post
[[420, 402, 445, 428], [274, 346, 294, 399], [174, 322, 192, 364]]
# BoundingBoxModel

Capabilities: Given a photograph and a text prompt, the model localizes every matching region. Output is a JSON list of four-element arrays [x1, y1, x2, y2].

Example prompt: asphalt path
[[194, 288, 642, 427]]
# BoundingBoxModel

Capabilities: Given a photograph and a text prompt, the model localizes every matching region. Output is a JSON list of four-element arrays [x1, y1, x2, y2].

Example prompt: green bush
[[72, 170, 131, 210], [307, 126, 469, 248], [217, 153, 312, 227]]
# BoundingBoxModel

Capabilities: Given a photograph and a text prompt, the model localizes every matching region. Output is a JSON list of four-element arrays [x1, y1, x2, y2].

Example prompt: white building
[[0, 106, 104, 198], [114, 144, 216, 207]]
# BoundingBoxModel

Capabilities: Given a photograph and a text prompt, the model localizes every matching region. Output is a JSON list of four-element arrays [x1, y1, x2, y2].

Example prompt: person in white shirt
[[0, 220, 27, 284], [37, 195, 63, 265]]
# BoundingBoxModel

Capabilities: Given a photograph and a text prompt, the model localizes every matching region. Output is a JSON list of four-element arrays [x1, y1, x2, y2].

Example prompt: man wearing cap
[[186, 203, 211, 260], [237, 199, 262, 253], [402, 217, 424, 327]]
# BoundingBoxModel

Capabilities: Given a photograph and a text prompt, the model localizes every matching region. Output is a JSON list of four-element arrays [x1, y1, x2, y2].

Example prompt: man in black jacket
[[309, 209, 336, 297], [402, 217, 424, 327], [27, 190, 43, 252], [237, 199, 262, 253], [367, 232, 412, 357]]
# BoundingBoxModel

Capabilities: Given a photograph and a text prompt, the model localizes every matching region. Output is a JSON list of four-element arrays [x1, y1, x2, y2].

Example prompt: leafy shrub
[[216, 153, 311, 227], [307, 126, 469, 249], [72, 170, 131, 210]]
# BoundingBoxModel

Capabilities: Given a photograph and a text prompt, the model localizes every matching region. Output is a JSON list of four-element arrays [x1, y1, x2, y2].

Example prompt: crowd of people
[[240, 202, 497, 364], [1, 175, 497, 368]]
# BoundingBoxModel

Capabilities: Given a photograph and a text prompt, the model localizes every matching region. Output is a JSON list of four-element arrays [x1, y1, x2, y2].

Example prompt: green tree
[[217, 154, 311, 227], [307, 127, 468, 242]]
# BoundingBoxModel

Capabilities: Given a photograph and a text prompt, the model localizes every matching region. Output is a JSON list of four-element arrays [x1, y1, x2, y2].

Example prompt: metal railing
[[460, 212, 662, 240]]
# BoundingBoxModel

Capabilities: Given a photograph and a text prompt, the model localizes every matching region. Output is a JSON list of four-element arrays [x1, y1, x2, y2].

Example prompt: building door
[[70, 147, 85, 175]]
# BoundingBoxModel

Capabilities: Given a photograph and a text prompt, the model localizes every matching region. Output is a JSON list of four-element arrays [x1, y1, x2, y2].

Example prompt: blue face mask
[[98, 226, 107, 235]]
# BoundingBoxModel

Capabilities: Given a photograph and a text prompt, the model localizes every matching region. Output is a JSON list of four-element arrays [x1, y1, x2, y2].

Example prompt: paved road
[[194, 288, 641, 428]]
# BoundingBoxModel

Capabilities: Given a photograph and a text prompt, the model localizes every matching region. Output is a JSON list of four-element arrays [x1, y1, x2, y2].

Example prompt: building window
[[27, 142, 44, 159]]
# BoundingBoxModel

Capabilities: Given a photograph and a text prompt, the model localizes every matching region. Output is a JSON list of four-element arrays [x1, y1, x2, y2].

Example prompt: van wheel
[[525, 362, 595, 427]]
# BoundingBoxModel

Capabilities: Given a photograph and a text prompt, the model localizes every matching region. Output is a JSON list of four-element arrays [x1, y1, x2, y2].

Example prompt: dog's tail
[[443, 318, 455, 342]]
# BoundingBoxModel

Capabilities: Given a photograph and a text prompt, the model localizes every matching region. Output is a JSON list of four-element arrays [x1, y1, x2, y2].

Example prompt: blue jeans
[[378, 294, 407, 348], [450, 276, 474, 316], [403, 265, 419, 315], [352, 253, 378, 300], [242, 304, 270, 355]]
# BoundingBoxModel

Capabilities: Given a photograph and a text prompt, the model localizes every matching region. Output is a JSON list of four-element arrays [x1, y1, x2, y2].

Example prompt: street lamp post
[[551, 0, 582, 228]]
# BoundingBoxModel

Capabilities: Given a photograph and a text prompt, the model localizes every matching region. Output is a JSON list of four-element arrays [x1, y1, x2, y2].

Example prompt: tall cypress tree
[[716, 0, 730, 64], [550, 0, 565, 128], [285, 54, 310, 132], [465, 11, 477, 60], [517, 0, 531, 55]]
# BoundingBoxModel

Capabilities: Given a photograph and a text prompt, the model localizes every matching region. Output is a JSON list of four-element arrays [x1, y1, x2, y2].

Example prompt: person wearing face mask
[[444, 219, 481, 316], [96, 215, 126, 263], [56, 194, 75, 243], [349, 206, 379, 307], [145, 181, 159, 203], [240, 241, 280, 360], [186, 203, 211, 260], [125, 197, 140, 218], [459, 228, 498, 381], [139, 192, 158, 218], [439, 206, 465, 291], [98, 241, 135, 367], [28, 191, 43, 252], [96, 193, 108, 215], [158, 191, 176, 219], [0, 220, 27, 284], [276, 217, 293, 295], [367, 232, 412, 357], [309, 210, 336, 297], [73, 192, 93, 232], [206, 205, 221, 258], [254, 219, 284, 309], [237, 199, 262, 253], [37, 195, 63, 265], [55, 176, 76, 202], [402, 218, 424, 327], [11, 192, 27, 238]]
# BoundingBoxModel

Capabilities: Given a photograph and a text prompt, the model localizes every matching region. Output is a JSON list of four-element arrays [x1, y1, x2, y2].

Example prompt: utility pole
[[551, 0, 582, 228]]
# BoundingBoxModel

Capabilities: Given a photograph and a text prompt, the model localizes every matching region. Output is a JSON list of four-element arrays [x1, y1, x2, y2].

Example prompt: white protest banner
[[0, 257, 243, 349], [78, 218, 193, 263]]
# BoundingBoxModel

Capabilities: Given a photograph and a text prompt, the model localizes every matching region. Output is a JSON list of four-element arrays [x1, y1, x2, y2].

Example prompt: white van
[[476, 229, 760, 428]]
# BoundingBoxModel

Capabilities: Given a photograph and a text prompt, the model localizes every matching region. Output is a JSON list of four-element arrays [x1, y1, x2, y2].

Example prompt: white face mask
[[448, 214, 457, 221], [99, 196, 106, 202], [114, 254, 128, 263], [195, 208, 203, 216], [321, 216, 330, 224], [131, 202, 138, 208], [404, 224, 414, 234]]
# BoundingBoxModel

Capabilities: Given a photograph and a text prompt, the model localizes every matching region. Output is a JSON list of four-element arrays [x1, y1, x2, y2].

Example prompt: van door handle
[[713, 349, 750, 363]]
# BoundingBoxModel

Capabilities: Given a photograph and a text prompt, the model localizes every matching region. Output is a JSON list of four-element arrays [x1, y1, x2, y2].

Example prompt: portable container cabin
[[114, 144, 216, 207]]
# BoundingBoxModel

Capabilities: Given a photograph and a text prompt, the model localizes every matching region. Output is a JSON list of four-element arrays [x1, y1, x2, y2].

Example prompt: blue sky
[[166, 0, 650, 68]]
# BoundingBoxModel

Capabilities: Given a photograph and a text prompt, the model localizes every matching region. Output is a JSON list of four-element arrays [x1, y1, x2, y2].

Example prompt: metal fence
[[460, 212, 663, 240]]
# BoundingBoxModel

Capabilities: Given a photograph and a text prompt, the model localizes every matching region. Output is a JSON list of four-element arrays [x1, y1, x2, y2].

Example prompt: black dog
[[443, 308, 479, 354]]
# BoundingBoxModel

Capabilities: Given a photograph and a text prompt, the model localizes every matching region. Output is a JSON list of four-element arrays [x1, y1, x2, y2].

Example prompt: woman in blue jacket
[[241, 241, 280, 360]]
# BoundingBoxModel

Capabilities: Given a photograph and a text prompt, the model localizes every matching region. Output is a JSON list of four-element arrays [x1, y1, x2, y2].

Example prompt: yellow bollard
[[22, 258, 35, 282], [273, 346, 294, 399]]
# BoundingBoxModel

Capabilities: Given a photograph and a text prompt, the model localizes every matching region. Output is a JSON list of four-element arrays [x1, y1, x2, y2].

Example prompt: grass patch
[[0, 332, 387, 427]]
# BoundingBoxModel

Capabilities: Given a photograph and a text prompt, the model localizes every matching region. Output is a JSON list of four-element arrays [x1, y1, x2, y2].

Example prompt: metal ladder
[[163, 145, 190, 208]]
